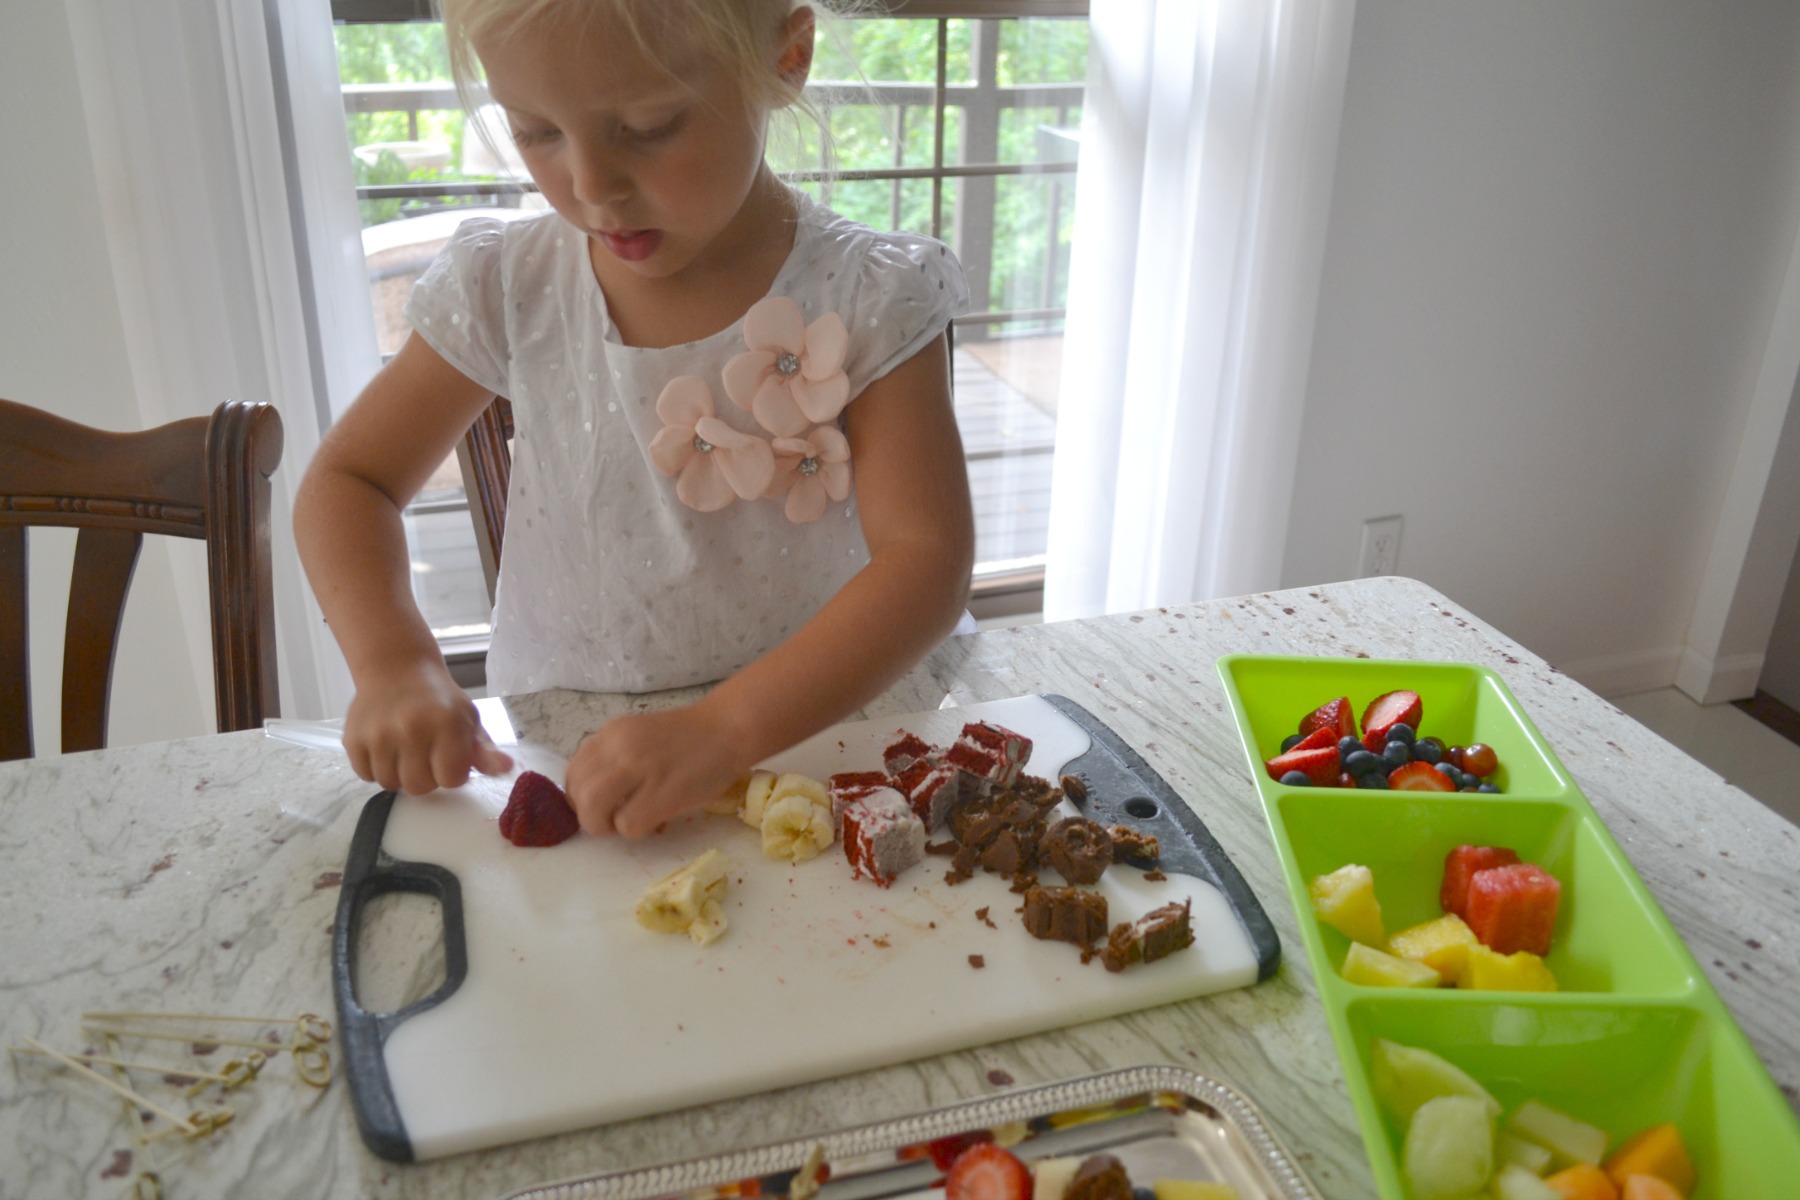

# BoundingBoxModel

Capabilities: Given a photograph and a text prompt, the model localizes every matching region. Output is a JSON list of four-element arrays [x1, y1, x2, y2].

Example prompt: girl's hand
[[564, 704, 745, 838], [343, 660, 513, 795]]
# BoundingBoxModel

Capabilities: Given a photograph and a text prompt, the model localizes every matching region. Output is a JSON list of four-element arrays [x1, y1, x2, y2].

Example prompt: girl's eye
[[623, 113, 684, 144], [511, 127, 559, 150]]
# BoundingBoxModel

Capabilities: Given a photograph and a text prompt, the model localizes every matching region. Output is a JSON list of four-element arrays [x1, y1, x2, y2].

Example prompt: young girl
[[294, 0, 974, 838]]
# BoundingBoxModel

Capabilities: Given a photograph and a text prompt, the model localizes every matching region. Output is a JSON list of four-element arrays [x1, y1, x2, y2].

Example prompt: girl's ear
[[776, 5, 816, 91]]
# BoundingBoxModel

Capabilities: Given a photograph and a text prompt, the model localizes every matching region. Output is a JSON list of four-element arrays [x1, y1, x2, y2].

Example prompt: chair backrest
[[0, 398, 284, 759], [457, 395, 513, 607]]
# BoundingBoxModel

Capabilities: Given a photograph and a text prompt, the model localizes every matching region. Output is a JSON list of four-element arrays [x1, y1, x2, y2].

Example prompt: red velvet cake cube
[[882, 731, 937, 775], [841, 787, 926, 887], [894, 757, 963, 832], [829, 770, 893, 835], [946, 720, 1032, 788]]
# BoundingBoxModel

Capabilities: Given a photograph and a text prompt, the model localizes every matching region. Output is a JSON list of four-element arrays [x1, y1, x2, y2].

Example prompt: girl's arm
[[294, 332, 514, 794], [565, 332, 975, 836]]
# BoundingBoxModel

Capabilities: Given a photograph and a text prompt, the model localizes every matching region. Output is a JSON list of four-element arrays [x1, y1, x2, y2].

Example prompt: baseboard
[[1674, 647, 1765, 705], [1555, 646, 1683, 699]]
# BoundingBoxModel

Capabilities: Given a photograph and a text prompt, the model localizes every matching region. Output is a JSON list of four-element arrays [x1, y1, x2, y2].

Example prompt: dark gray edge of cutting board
[[333, 788, 471, 1163], [1043, 694, 1282, 982]]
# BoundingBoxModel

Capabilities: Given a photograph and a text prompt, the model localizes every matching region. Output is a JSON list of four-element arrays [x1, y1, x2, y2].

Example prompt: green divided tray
[[1215, 654, 1800, 1200]]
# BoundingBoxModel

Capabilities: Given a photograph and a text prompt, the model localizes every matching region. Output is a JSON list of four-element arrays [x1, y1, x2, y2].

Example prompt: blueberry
[[1412, 738, 1443, 765], [1132, 1189, 1155, 1200], [1477, 783, 1500, 794], [1279, 770, 1311, 787], [1280, 732, 1304, 752], [1387, 723, 1416, 746], [1356, 771, 1389, 789], [1343, 749, 1382, 777], [1434, 762, 1459, 781], [1338, 735, 1363, 760], [1382, 740, 1412, 769]]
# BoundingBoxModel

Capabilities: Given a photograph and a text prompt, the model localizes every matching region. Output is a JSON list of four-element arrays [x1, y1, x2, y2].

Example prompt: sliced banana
[[634, 848, 730, 939], [761, 793, 835, 863], [739, 769, 779, 829], [703, 774, 749, 816], [688, 897, 729, 946], [768, 772, 830, 810]]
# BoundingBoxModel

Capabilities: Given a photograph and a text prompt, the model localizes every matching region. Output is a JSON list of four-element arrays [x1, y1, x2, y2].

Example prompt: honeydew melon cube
[[1496, 1131, 1555, 1176], [1488, 1163, 1562, 1200], [1507, 1099, 1608, 1169], [1457, 944, 1558, 992], [1343, 941, 1443, 988], [1404, 1094, 1495, 1200], [1150, 1183, 1240, 1200], [1389, 912, 1478, 981], [1371, 1038, 1502, 1126], [1309, 863, 1385, 946], [1031, 1157, 1082, 1200]]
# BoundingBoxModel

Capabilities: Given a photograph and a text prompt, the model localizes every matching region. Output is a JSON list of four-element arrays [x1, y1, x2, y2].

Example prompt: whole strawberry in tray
[[499, 769, 581, 847]]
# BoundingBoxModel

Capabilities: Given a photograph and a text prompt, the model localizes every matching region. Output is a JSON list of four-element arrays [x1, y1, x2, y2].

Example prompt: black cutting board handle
[[1044, 695, 1282, 981], [332, 789, 470, 1163]]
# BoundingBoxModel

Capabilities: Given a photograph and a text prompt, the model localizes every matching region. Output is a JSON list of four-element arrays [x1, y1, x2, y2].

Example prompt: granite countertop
[[1, 576, 1793, 1199]]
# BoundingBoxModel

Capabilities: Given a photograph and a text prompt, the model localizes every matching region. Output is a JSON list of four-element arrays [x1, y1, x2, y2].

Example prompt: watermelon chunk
[[1440, 844, 1522, 920], [1465, 862, 1561, 956]]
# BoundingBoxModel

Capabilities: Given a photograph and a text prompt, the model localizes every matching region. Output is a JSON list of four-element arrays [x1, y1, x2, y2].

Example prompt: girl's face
[[478, 10, 801, 284]]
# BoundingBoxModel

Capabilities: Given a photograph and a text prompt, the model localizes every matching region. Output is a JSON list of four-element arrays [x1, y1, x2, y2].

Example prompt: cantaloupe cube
[[1492, 1162, 1564, 1200], [1370, 1038, 1501, 1126], [1457, 944, 1558, 992], [1309, 863, 1384, 945], [1388, 912, 1478, 981], [1542, 1162, 1618, 1200], [1343, 941, 1442, 988], [1403, 1094, 1495, 1200], [1509, 1100, 1608, 1168], [1602, 1123, 1694, 1195], [1497, 1130, 1555, 1175], [1617, 1175, 1683, 1200]]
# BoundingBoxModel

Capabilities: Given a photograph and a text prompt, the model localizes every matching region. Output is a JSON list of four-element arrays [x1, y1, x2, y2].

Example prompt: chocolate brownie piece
[[1100, 899, 1195, 972], [1021, 884, 1108, 946], [1106, 824, 1159, 863], [1039, 817, 1113, 885], [1065, 1156, 1132, 1200]]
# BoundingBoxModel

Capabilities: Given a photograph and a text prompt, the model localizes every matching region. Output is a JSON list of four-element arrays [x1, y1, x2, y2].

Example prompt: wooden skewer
[[77, 1026, 281, 1053], [16, 1037, 197, 1135], [10, 1045, 247, 1083]]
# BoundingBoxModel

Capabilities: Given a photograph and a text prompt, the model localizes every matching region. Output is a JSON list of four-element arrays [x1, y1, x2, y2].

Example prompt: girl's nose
[[568, 142, 631, 207]]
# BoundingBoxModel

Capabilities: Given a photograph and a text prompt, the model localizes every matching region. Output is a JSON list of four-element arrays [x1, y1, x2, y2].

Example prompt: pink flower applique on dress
[[721, 295, 850, 438], [647, 375, 775, 512], [766, 425, 853, 523]]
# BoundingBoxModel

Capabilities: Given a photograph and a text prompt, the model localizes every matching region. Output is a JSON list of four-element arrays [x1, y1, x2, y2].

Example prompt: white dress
[[404, 189, 969, 695]]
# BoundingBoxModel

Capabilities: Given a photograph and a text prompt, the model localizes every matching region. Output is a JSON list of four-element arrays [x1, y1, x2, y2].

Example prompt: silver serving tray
[[501, 1067, 1323, 1200]]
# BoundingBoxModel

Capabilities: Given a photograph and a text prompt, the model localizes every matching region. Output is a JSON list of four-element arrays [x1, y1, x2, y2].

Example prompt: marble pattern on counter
[[0, 576, 1793, 1200]]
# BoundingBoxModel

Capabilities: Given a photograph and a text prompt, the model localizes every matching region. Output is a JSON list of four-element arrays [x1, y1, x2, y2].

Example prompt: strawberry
[[1386, 761, 1455, 792], [1440, 844, 1521, 919], [944, 1144, 1031, 1200], [1300, 696, 1358, 740], [1465, 862, 1561, 956], [1361, 689, 1423, 749], [498, 770, 581, 847], [1264, 745, 1340, 785], [1292, 725, 1339, 753]]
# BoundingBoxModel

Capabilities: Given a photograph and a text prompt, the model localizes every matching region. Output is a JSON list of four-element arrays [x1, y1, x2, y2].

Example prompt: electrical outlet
[[1358, 515, 1403, 577]]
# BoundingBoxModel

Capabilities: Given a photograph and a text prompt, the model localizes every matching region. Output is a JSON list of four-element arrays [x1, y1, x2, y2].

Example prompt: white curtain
[[1042, 0, 1358, 620]]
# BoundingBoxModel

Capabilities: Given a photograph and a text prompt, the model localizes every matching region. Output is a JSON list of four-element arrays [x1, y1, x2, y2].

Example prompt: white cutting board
[[353, 696, 1262, 1161]]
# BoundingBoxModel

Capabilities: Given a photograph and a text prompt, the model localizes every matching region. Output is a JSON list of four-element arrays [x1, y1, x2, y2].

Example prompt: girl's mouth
[[598, 228, 662, 261]]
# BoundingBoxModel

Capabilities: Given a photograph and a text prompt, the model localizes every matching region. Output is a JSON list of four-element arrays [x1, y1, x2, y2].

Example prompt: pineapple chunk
[[1457, 944, 1558, 992], [1343, 941, 1442, 988], [1403, 1094, 1495, 1200], [1496, 1131, 1555, 1176], [1150, 1184, 1240, 1200], [1309, 862, 1385, 945], [1388, 912, 1478, 981], [1507, 1099, 1608, 1168]]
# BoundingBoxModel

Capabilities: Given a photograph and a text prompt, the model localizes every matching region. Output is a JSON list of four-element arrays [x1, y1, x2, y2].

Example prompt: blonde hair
[[441, 0, 819, 119]]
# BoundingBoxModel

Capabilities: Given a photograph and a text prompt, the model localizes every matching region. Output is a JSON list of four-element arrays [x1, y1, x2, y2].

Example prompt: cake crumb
[[968, 954, 986, 969], [1143, 869, 1167, 882], [975, 906, 997, 929]]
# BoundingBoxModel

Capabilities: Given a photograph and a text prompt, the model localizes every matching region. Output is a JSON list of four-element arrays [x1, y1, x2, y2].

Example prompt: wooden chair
[[0, 398, 284, 759]]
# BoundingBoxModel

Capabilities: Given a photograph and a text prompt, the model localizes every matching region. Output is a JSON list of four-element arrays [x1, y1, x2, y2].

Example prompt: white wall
[[1284, 1, 1800, 695], [0, 2, 211, 749]]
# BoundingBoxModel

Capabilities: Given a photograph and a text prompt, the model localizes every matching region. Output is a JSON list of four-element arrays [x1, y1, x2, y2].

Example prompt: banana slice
[[704, 774, 749, 816], [739, 769, 779, 829], [768, 772, 830, 811], [634, 848, 730, 937], [761, 793, 835, 863], [688, 897, 729, 946]]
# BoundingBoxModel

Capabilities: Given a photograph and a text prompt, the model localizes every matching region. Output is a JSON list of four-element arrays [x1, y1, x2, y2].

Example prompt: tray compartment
[[1216, 655, 1573, 799], [1272, 791, 1698, 995], [1340, 995, 1800, 1200]]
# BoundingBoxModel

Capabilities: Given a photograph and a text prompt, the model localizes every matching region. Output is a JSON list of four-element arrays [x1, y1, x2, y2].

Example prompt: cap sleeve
[[839, 234, 969, 398], [401, 216, 511, 396]]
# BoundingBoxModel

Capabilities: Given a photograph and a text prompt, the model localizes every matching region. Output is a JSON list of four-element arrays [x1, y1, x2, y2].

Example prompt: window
[[330, 1, 1087, 662]]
